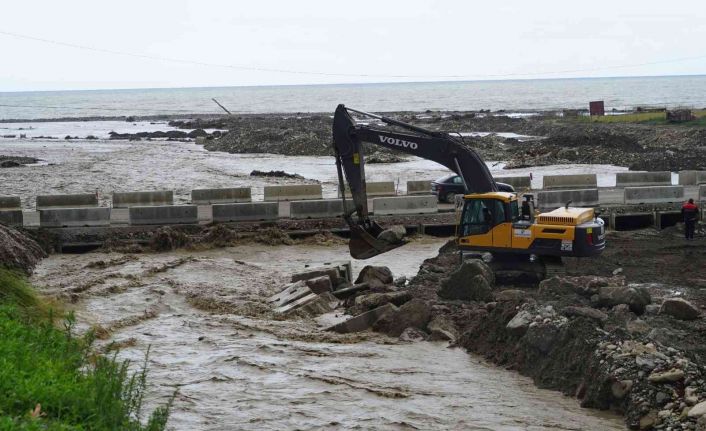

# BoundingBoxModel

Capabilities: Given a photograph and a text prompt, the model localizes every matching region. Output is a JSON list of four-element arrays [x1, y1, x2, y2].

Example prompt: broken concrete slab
[[291, 261, 352, 288], [325, 303, 398, 334], [267, 280, 312, 308], [275, 291, 339, 316]]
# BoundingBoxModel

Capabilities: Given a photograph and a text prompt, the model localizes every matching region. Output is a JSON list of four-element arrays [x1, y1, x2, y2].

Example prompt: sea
[[1, 75, 706, 120]]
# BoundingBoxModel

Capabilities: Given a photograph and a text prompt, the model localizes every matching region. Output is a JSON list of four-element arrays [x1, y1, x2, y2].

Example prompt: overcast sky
[[1, 0, 705, 92]]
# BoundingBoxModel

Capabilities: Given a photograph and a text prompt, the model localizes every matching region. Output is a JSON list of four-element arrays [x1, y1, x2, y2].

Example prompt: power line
[[1, 29, 705, 80]]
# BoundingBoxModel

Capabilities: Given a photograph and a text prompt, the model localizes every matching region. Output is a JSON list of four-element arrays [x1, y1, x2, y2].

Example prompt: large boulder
[[377, 225, 406, 244], [437, 261, 494, 302], [0, 225, 46, 274], [659, 298, 701, 321], [373, 298, 431, 337], [355, 266, 393, 289], [506, 310, 533, 336], [596, 285, 651, 314]]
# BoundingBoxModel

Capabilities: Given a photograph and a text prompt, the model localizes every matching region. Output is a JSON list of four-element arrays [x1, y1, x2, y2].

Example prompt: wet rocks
[[355, 266, 393, 290], [659, 298, 701, 321], [399, 327, 428, 342], [373, 298, 431, 337], [427, 315, 458, 342], [326, 303, 398, 334], [377, 225, 406, 244], [595, 285, 651, 314], [352, 291, 412, 313], [437, 260, 494, 301], [249, 170, 305, 180], [0, 155, 40, 167], [0, 224, 46, 274]]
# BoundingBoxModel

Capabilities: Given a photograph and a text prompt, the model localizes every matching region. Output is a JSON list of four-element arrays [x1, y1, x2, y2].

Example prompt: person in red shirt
[[681, 198, 700, 240]]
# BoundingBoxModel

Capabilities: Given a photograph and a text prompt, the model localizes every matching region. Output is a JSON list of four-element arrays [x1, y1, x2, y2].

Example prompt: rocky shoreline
[[187, 111, 706, 171]]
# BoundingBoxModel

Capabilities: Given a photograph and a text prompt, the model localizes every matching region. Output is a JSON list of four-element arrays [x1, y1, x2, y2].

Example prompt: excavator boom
[[332, 104, 507, 259]]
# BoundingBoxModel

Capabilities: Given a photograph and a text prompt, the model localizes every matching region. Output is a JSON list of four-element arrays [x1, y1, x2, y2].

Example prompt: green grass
[[0, 269, 172, 430]]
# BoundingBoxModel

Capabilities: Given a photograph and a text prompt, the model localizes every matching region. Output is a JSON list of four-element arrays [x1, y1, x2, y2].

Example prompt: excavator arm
[[332, 104, 510, 259]]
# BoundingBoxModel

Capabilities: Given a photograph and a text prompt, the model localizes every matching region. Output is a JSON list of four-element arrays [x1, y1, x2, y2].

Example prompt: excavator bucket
[[348, 221, 407, 260]]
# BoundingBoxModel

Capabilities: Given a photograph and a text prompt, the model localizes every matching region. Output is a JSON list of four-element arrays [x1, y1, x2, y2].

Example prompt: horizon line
[[2, 72, 705, 94]]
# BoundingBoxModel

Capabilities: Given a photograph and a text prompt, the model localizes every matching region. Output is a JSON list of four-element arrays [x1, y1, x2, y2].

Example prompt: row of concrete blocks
[[542, 171, 706, 189], [536, 185, 698, 209], [0, 196, 439, 228]]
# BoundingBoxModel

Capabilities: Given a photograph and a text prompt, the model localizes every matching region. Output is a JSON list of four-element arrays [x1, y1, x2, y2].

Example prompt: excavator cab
[[457, 192, 519, 250]]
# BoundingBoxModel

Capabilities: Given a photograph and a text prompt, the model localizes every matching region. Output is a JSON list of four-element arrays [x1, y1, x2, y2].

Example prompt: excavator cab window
[[460, 198, 506, 236], [509, 200, 520, 222]]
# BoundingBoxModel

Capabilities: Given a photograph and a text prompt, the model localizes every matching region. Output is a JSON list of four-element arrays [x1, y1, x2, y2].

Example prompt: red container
[[589, 100, 605, 116]]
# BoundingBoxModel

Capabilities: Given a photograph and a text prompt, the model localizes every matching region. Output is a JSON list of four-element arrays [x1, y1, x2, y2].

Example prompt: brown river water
[[31, 237, 624, 430]]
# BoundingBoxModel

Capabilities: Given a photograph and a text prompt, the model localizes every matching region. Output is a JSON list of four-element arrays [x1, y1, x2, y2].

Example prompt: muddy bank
[[200, 111, 706, 171], [382, 228, 706, 429], [0, 225, 46, 274]]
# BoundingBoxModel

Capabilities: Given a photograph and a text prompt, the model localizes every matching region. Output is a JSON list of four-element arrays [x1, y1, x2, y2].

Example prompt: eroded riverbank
[[30, 236, 624, 430]]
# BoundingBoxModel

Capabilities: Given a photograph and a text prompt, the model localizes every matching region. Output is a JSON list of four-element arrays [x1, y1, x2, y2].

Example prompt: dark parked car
[[431, 174, 465, 203]]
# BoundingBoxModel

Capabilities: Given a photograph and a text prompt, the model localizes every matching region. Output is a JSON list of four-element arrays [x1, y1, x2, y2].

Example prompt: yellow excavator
[[332, 104, 606, 278]]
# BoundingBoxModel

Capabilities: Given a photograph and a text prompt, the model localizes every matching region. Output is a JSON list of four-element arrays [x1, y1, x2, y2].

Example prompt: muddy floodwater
[[31, 237, 624, 430]]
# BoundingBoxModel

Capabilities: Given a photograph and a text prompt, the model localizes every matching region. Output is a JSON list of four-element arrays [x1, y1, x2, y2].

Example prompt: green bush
[[0, 269, 172, 430]]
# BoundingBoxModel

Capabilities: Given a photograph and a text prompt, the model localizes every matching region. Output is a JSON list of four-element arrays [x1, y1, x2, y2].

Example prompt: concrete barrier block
[[128, 205, 197, 225], [36, 194, 98, 209], [537, 189, 600, 209], [699, 185, 706, 202], [494, 176, 532, 190], [616, 172, 671, 187], [264, 184, 322, 201], [372, 195, 438, 215], [338, 181, 396, 197], [191, 187, 251, 205], [542, 174, 597, 189], [406, 180, 433, 195], [290, 199, 343, 219], [212, 202, 278, 222], [0, 210, 23, 226], [0, 196, 21, 210], [39, 208, 110, 227], [624, 186, 684, 204], [113, 191, 173, 208], [680, 171, 706, 185]]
